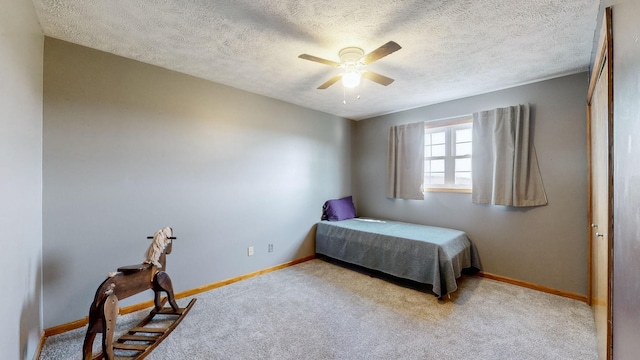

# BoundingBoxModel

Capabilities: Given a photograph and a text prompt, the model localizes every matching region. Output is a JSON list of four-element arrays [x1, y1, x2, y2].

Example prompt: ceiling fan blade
[[298, 54, 341, 67], [317, 75, 342, 89], [362, 71, 395, 86], [361, 41, 402, 65]]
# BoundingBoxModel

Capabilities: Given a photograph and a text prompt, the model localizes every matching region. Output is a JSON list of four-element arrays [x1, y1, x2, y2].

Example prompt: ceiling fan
[[299, 41, 401, 90]]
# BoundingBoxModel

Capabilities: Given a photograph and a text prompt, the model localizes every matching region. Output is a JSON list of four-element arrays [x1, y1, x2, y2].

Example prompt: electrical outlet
[[247, 246, 254, 256], [268, 244, 273, 253]]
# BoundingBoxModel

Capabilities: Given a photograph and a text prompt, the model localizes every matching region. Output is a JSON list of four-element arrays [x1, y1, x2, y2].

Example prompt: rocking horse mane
[[144, 226, 173, 268]]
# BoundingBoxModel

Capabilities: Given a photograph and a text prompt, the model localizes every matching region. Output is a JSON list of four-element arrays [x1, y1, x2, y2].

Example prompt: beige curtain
[[387, 122, 424, 200], [472, 104, 547, 207]]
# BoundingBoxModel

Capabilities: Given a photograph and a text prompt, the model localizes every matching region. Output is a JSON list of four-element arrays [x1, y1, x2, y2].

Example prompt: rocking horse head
[[144, 226, 174, 269]]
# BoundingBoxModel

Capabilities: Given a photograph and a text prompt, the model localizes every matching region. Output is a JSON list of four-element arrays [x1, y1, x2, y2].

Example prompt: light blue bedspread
[[315, 218, 481, 297]]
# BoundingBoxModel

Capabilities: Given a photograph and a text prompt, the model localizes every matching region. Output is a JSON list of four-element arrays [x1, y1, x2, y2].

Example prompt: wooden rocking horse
[[82, 227, 196, 360]]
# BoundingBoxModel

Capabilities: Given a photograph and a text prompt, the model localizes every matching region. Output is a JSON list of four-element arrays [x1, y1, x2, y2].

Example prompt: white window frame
[[424, 117, 473, 193]]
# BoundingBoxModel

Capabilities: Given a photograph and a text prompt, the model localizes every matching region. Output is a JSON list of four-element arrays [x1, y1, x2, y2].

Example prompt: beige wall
[[353, 73, 589, 296], [0, 1, 44, 359], [43, 38, 352, 328]]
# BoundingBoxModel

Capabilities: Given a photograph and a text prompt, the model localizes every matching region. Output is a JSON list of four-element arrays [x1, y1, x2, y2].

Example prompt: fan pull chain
[[343, 85, 362, 105]]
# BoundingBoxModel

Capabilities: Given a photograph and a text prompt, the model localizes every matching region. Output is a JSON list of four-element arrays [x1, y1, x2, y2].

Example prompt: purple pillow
[[322, 196, 356, 221]]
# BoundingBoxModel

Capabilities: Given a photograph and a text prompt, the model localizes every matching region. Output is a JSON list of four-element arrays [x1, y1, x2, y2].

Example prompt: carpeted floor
[[40, 258, 597, 359]]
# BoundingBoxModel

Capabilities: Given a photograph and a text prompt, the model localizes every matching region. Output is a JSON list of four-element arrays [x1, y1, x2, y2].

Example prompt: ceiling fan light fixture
[[339, 47, 364, 89], [342, 69, 361, 88]]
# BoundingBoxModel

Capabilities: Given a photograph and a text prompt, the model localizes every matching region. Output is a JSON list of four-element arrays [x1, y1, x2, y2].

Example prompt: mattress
[[315, 218, 481, 297]]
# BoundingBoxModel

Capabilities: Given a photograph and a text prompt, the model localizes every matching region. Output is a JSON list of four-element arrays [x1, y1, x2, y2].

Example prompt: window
[[424, 119, 472, 192]]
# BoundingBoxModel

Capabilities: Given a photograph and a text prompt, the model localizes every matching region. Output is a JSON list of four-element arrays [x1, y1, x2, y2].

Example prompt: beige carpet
[[40, 258, 597, 359]]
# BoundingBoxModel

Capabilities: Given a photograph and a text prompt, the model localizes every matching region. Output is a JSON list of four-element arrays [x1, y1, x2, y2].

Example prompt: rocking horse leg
[[82, 331, 97, 360], [101, 294, 119, 360], [154, 285, 163, 312], [153, 271, 180, 312], [83, 307, 102, 360]]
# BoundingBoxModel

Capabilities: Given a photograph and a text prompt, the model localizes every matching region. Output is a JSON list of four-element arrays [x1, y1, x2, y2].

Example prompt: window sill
[[424, 188, 472, 194]]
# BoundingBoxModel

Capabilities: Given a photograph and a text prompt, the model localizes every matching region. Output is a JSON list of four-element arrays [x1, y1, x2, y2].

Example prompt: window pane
[[456, 142, 472, 156], [432, 144, 445, 157], [456, 128, 472, 143], [424, 160, 430, 172], [426, 173, 445, 185], [455, 158, 471, 172], [424, 145, 432, 157], [430, 159, 444, 172], [431, 131, 445, 144], [455, 171, 472, 185], [425, 134, 431, 146]]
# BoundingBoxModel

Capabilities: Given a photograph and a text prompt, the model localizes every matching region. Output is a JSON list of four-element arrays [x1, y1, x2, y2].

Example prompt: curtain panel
[[387, 122, 425, 200], [472, 104, 547, 207]]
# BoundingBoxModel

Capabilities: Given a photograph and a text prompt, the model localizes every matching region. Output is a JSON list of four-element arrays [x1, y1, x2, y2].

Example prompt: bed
[[315, 218, 481, 297]]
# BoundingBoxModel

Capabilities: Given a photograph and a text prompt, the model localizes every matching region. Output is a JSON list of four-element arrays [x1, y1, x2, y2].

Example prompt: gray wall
[[353, 73, 589, 295], [43, 38, 352, 328], [0, 1, 44, 359], [609, 0, 640, 357]]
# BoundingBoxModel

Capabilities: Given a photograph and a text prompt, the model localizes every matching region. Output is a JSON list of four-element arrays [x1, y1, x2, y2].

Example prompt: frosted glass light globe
[[342, 70, 361, 88]]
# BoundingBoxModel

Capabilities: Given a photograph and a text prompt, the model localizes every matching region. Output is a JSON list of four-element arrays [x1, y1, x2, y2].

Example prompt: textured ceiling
[[32, 0, 600, 120]]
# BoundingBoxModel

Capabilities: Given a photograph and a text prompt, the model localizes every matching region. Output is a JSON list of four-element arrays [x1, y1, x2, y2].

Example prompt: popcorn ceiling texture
[[32, 0, 600, 120]]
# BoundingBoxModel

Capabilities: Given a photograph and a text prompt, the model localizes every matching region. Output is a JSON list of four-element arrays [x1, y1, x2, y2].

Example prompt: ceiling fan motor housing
[[339, 47, 365, 65]]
